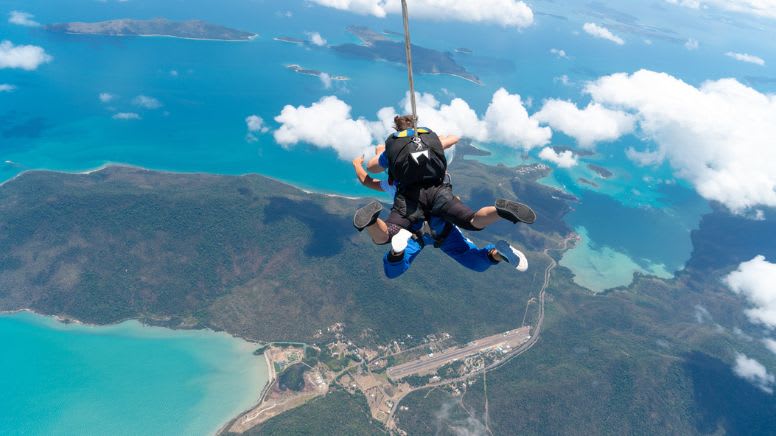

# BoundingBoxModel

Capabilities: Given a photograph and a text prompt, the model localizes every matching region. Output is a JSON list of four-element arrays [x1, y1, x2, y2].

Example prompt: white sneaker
[[495, 240, 528, 272], [391, 229, 413, 255]]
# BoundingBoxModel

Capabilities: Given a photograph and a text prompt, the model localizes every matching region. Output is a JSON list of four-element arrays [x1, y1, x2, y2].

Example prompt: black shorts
[[385, 184, 478, 235]]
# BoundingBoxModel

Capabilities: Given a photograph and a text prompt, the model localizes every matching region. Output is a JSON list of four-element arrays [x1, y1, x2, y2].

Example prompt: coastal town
[[223, 233, 575, 434], [224, 324, 533, 434]]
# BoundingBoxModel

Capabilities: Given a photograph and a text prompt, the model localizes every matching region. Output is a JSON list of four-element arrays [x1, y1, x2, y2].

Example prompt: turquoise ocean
[[0, 311, 267, 435], [1, 0, 776, 432]]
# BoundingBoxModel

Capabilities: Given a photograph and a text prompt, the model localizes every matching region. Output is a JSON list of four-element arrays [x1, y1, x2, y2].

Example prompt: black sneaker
[[353, 201, 383, 231], [495, 199, 536, 224]]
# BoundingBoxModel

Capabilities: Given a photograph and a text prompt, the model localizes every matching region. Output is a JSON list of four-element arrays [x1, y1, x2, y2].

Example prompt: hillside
[[0, 159, 569, 345]]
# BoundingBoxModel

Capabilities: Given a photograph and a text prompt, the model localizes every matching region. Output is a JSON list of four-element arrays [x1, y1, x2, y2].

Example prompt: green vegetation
[[319, 347, 351, 372], [3, 164, 773, 434], [244, 388, 386, 435], [0, 164, 567, 345], [278, 364, 309, 392]]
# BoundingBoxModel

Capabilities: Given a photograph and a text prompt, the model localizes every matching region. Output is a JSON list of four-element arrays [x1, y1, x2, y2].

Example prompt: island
[[45, 18, 257, 41], [286, 64, 349, 82], [1, 160, 773, 435], [273, 36, 306, 45], [588, 163, 614, 179], [332, 26, 481, 85]]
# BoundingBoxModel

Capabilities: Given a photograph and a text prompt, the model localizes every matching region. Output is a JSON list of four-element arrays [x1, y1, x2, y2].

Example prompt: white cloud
[[245, 114, 269, 133], [319, 72, 333, 89], [308, 32, 327, 47], [132, 95, 162, 109], [550, 48, 568, 59], [685, 38, 699, 50], [539, 147, 578, 168], [99, 92, 116, 103], [245, 114, 269, 142], [582, 23, 624, 45], [483, 89, 552, 149], [9, 11, 39, 27], [585, 69, 776, 211], [626, 147, 664, 166], [533, 101, 635, 148], [310, 0, 534, 29], [0, 84, 16, 92], [764, 338, 776, 355], [273, 89, 552, 161], [0, 40, 52, 70], [726, 51, 765, 66], [725, 256, 776, 329], [733, 353, 775, 393], [274, 96, 375, 160], [113, 112, 141, 120], [667, 0, 776, 20]]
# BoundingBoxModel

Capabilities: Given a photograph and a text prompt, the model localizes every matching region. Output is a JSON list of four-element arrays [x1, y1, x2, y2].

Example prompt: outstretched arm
[[439, 134, 460, 150], [353, 155, 384, 192], [367, 154, 385, 174]]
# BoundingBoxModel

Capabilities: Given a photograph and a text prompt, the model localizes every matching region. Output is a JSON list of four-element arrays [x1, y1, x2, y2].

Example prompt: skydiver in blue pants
[[352, 154, 527, 279], [383, 216, 504, 279]]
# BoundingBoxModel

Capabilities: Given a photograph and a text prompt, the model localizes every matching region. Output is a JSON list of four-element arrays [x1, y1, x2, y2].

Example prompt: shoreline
[[1, 308, 273, 433], [0, 163, 371, 201], [62, 31, 258, 42]]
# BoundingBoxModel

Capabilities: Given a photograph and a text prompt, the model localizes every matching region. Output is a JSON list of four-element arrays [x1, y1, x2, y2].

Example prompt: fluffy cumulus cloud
[[245, 114, 269, 142], [726, 51, 765, 66], [725, 256, 776, 328], [539, 147, 578, 168], [733, 353, 775, 393], [533, 100, 635, 148], [274, 96, 375, 160], [484, 89, 552, 149], [764, 338, 776, 355], [9, 11, 39, 27], [272, 89, 551, 160], [309, 0, 534, 29], [113, 112, 141, 120], [550, 48, 568, 59], [132, 95, 162, 109], [0, 40, 52, 70], [584, 69, 776, 211], [308, 32, 327, 47], [583, 23, 624, 45], [0, 84, 16, 92], [666, 0, 776, 20], [99, 92, 116, 103]]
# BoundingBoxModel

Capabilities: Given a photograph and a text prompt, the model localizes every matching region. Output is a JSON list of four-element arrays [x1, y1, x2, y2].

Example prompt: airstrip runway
[[387, 326, 531, 380]]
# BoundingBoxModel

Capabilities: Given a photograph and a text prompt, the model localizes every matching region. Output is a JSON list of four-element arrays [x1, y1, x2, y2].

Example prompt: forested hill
[[0, 161, 570, 344]]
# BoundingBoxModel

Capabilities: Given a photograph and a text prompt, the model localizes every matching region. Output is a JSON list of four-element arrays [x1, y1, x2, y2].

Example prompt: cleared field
[[387, 327, 531, 380]]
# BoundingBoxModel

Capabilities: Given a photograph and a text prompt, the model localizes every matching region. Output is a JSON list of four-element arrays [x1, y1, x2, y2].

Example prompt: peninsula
[[45, 18, 257, 41]]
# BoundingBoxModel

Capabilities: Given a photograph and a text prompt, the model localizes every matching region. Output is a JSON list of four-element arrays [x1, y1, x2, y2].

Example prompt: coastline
[[1, 308, 272, 434], [0, 162, 373, 201], [62, 31, 258, 42]]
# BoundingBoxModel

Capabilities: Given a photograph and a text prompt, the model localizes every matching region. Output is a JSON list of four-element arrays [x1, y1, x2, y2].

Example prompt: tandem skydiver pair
[[352, 114, 536, 278]]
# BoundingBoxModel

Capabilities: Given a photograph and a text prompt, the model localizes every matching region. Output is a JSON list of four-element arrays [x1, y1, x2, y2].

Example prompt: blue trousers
[[383, 220, 497, 279]]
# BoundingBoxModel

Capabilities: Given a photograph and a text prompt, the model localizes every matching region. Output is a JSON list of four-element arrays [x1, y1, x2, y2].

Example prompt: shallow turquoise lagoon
[[0, 311, 267, 435]]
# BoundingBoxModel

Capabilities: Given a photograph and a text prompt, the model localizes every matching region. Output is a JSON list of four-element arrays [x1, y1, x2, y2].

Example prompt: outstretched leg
[[469, 200, 536, 230], [354, 201, 390, 245], [383, 234, 423, 279]]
